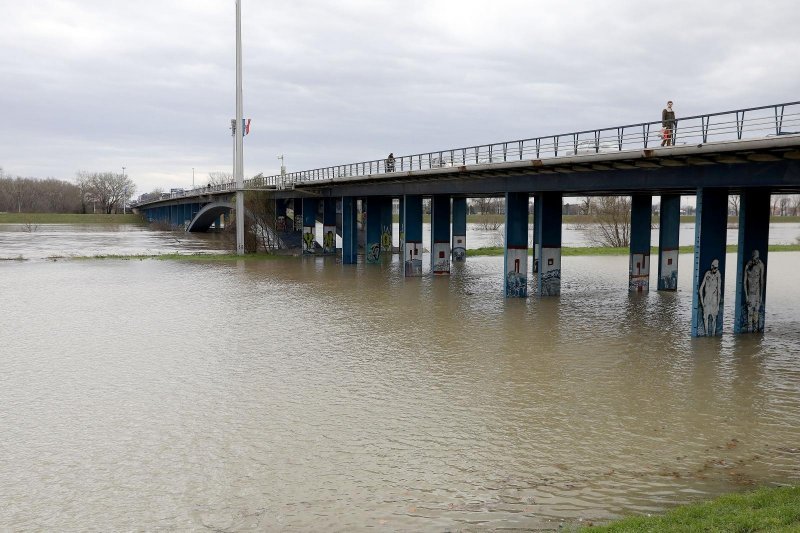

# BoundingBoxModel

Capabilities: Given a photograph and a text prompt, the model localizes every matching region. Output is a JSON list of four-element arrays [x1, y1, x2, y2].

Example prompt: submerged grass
[[582, 485, 800, 532], [468, 244, 800, 257]]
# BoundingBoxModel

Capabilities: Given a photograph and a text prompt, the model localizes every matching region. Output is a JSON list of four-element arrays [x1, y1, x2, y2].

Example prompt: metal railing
[[134, 101, 800, 205]]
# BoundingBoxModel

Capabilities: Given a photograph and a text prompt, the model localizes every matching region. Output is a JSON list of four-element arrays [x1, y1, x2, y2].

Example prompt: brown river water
[[1, 224, 799, 530]]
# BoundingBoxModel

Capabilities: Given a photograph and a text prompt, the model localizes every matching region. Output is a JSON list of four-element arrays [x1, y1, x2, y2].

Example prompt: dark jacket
[[662, 108, 676, 128]]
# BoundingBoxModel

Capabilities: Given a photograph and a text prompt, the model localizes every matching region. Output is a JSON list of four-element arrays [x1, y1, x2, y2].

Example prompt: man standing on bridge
[[386, 153, 395, 172], [661, 100, 676, 146]]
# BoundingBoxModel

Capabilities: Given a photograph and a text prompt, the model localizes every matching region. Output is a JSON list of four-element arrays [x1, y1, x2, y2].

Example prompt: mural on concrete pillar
[[697, 258, 723, 336], [540, 247, 561, 296], [505, 248, 528, 297], [629, 253, 650, 292], [452, 235, 466, 262], [367, 242, 381, 263], [741, 249, 765, 333], [404, 242, 422, 276], [276, 215, 286, 232], [381, 226, 392, 252], [432, 243, 451, 274], [658, 249, 679, 290], [323, 225, 336, 254], [302, 227, 315, 254], [294, 214, 303, 232]]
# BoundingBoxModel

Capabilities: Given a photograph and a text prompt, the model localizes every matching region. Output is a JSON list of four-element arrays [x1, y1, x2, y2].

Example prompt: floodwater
[[1, 224, 799, 531]]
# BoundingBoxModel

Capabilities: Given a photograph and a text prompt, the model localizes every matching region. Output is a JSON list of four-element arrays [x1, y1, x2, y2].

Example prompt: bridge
[[133, 101, 800, 337]]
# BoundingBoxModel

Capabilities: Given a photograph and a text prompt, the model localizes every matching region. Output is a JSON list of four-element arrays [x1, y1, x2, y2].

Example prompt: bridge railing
[[255, 101, 799, 187], [133, 101, 800, 206]]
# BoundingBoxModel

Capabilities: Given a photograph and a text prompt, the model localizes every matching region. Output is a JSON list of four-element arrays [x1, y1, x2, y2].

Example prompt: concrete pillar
[[532, 196, 540, 274], [341, 196, 358, 264], [365, 197, 383, 263], [691, 188, 729, 337], [734, 189, 771, 334], [535, 192, 562, 296], [452, 197, 467, 262], [657, 194, 681, 290], [403, 195, 423, 276], [322, 198, 337, 254], [275, 198, 288, 233], [431, 195, 451, 274], [293, 198, 302, 232], [380, 196, 393, 253], [302, 198, 318, 254], [398, 196, 405, 248], [629, 194, 652, 292], [504, 192, 529, 297]]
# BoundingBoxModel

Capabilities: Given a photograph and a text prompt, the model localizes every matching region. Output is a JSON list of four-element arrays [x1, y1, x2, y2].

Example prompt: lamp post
[[234, 0, 245, 255], [122, 166, 126, 214], [192, 167, 195, 189]]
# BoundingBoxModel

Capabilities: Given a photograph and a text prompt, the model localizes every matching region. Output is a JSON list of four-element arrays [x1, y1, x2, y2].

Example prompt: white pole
[[235, 0, 245, 255], [122, 166, 126, 214]]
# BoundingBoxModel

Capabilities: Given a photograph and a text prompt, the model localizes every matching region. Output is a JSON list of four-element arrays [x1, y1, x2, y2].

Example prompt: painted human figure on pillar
[[743, 249, 765, 332], [698, 258, 722, 336]]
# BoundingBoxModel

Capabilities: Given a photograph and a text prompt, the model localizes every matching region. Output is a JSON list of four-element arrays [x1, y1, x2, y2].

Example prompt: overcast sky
[[1, 0, 798, 194]]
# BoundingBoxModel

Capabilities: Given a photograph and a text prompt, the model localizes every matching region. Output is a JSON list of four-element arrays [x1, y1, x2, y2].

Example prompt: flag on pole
[[230, 118, 252, 136]]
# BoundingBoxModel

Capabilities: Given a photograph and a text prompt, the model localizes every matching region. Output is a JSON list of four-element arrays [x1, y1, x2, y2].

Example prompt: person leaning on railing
[[661, 100, 676, 146], [386, 152, 395, 172]]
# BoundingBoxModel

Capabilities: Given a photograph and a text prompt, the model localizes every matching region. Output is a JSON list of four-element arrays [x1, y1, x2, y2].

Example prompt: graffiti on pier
[[539, 248, 561, 296], [697, 258, 723, 336], [658, 249, 678, 290], [302, 227, 315, 254], [381, 226, 392, 252], [452, 235, 466, 262], [629, 253, 650, 292], [404, 242, 422, 276], [505, 248, 528, 297], [432, 243, 450, 274], [276, 215, 286, 232], [741, 249, 765, 333], [367, 242, 381, 263], [323, 225, 336, 254]]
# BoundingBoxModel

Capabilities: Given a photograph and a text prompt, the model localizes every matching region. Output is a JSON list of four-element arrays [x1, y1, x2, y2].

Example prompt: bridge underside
[[186, 202, 233, 232]]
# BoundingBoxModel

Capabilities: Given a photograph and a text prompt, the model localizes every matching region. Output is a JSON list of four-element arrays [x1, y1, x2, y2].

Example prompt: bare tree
[[207, 171, 232, 187], [728, 194, 740, 216], [75, 171, 136, 214], [582, 196, 632, 247]]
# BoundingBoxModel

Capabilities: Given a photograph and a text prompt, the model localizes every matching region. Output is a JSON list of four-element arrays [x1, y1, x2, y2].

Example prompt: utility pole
[[192, 167, 195, 189], [234, 0, 245, 255], [122, 166, 126, 214], [278, 154, 286, 176]]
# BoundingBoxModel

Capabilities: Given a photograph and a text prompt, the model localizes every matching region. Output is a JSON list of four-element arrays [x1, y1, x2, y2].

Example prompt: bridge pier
[[532, 196, 540, 274], [398, 196, 405, 249], [535, 192, 563, 296], [365, 197, 387, 263], [380, 197, 393, 254], [452, 197, 467, 262], [734, 189, 771, 334], [275, 199, 288, 232], [658, 194, 681, 290], [504, 192, 529, 297], [403, 195, 423, 276], [629, 194, 652, 292], [691, 188, 729, 337], [302, 198, 318, 254], [431, 195, 451, 275], [341, 196, 358, 264], [293, 199, 302, 232], [323, 198, 336, 254]]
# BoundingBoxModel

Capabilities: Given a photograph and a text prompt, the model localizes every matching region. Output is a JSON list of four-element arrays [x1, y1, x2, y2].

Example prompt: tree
[[582, 196, 632, 247], [728, 195, 740, 216], [75, 171, 136, 214], [207, 171, 232, 187]]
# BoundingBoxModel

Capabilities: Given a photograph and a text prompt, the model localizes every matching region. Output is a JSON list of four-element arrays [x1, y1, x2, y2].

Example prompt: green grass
[[0, 213, 144, 224], [467, 244, 800, 257], [583, 485, 800, 532]]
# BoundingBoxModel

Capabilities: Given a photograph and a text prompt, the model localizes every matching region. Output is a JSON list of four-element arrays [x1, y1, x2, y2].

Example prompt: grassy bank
[[468, 244, 800, 257], [582, 486, 800, 532], [0, 213, 144, 224]]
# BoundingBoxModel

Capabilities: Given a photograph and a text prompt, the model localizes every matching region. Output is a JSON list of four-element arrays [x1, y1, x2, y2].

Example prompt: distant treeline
[[0, 176, 83, 213]]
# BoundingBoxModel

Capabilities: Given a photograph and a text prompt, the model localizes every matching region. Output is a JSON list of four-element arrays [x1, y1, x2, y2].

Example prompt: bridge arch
[[187, 202, 234, 232]]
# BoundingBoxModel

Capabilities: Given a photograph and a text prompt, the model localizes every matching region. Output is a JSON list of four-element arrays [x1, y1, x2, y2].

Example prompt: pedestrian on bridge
[[386, 153, 395, 172], [662, 100, 676, 146]]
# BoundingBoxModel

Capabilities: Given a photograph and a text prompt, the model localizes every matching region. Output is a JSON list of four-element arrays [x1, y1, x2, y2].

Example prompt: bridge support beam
[[398, 196, 405, 252], [323, 198, 337, 254], [276, 199, 288, 232], [504, 192, 529, 297], [403, 195, 423, 276], [431, 195, 451, 274], [691, 188, 729, 337], [658, 194, 681, 290], [341, 196, 358, 264], [365, 197, 386, 263], [380, 197, 393, 254], [452, 197, 467, 262], [532, 196, 540, 274], [734, 189, 771, 334], [302, 198, 318, 254], [293, 199, 302, 232], [535, 192, 562, 296], [629, 194, 652, 292]]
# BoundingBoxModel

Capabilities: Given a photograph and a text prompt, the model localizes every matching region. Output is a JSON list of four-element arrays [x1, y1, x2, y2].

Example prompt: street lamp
[[192, 167, 195, 189], [122, 166, 126, 214]]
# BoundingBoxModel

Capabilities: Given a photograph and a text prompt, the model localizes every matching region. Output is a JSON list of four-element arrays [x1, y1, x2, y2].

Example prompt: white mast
[[235, 0, 245, 255]]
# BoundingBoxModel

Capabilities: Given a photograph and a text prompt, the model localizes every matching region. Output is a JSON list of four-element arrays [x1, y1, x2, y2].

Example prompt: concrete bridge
[[134, 101, 800, 337]]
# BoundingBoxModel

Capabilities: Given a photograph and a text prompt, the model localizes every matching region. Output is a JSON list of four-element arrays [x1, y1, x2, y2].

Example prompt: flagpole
[[234, 0, 245, 255]]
